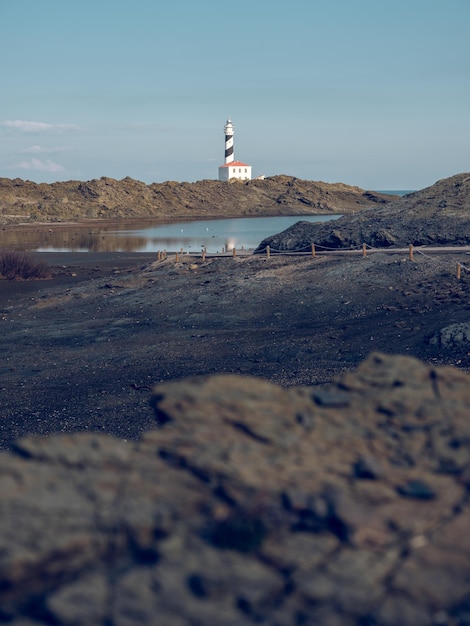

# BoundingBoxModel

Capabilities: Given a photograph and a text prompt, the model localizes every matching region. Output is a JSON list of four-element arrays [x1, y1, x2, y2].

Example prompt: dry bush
[[0, 251, 50, 280]]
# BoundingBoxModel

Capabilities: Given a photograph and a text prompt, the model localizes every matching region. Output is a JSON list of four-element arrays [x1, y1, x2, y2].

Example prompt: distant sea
[[377, 190, 416, 196]]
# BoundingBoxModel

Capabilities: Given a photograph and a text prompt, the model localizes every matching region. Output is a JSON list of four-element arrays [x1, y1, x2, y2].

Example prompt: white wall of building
[[218, 162, 252, 181]]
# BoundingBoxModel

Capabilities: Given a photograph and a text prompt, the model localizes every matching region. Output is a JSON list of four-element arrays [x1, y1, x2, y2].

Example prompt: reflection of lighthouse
[[218, 118, 252, 181]]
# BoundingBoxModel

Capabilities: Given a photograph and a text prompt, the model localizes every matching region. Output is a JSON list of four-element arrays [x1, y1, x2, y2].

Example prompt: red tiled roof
[[219, 160, 251, 168]]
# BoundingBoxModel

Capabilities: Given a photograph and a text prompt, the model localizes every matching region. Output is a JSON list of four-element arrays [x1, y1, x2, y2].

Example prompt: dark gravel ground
[[1, 249, 469, 449]]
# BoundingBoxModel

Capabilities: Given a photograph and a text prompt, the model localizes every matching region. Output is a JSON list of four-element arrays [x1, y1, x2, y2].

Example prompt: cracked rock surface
[[1, 352, 470, 625]]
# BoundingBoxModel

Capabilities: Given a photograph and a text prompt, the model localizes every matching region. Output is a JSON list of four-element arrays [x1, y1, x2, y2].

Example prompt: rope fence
[[413, 247, 470, 279], [155, 242, 470, 280], [257, 243, 470, 280]]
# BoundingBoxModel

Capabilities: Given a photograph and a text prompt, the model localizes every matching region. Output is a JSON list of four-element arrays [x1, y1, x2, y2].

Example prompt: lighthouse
[[218, 118, 252, 181], [224, 118, 234, 164]]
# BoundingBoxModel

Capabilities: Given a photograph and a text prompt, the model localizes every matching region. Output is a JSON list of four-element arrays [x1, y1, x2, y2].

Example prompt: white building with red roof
[[218, 118, 252, 181]]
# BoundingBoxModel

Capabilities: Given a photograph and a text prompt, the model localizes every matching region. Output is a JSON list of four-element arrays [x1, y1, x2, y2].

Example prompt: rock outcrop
[[0, 175, 394, 224], [1, 353, 470, 625], [256, 172, 470, 251], [431, 322, 470, 348]]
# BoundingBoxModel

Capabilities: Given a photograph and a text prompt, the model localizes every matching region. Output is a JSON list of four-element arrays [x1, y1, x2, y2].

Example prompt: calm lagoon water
[[25, 215, 342, 254], [110, 215, 341, 254], [3, 191, 413, 254]]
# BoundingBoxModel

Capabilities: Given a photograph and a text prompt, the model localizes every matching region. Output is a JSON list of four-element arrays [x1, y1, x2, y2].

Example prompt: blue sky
[[1, 0, 469, 190]]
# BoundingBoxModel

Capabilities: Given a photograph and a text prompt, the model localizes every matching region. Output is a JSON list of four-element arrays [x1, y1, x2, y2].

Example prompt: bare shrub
[[0, 251, 50, 280]]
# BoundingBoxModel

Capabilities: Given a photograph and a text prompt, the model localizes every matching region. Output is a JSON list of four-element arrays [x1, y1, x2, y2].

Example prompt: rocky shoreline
[[256, 173, 470, 251]]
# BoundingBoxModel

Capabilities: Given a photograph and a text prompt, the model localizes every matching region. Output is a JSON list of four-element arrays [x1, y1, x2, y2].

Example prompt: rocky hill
[[0, 175, 395, 224], [256, 172, 470, 251]]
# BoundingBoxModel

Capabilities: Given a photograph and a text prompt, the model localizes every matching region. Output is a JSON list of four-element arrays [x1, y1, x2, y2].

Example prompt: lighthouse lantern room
[[218, 118, 252, 181]]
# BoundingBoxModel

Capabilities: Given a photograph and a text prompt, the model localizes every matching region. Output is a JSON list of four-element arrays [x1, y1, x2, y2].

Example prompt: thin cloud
[[21, 145, 72, 154], [1, 120, 79, 133], [17, 158, 66, 173]]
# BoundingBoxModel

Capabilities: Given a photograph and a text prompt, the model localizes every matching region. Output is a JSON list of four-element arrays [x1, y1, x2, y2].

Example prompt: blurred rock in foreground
[[1, 352, 470, 625]]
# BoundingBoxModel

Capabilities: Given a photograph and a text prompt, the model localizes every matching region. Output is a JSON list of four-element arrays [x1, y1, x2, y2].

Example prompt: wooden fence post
[[175, 252, 179, 263], [232, 247, 236, 257], [362, 243, 367, 258], [311, 243, 316, 257], [202, 247, 206, 261], [457, 262, 461, 280], [266, 245, 270, 259], [409, 244, 414, 261]]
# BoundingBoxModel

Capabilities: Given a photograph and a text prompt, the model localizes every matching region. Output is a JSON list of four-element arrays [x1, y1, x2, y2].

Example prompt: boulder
[[1, 353, 470, 624], [431, 322, 470, 348]]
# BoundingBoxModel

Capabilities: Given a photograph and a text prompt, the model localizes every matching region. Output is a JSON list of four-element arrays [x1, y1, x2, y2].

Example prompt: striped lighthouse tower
[[218, 117, 252, 181], [224, 118, 235, 164]]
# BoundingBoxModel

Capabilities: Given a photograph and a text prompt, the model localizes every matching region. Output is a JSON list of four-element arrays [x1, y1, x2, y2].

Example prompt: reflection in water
[[0, 215, 340, 254], [0, 222, 166, 253]]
